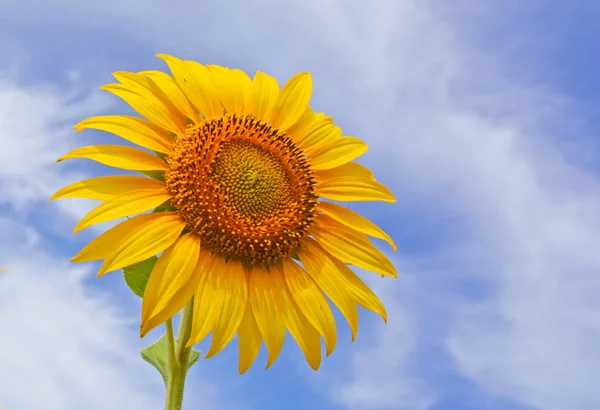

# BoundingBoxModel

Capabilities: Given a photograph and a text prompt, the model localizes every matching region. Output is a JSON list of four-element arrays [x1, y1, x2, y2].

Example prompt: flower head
[[52, 55, 397, 373]]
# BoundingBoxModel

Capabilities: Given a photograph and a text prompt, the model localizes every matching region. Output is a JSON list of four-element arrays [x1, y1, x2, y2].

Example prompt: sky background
[[1, 0, 600, 409]]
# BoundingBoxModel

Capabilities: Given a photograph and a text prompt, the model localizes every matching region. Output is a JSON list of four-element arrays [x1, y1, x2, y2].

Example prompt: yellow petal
[[271, 72, 312, 132], [140, 233, 201, 336], [208, 65, 244, 115], [101, 73, 186, 133], [295, 115, 338, 153], [285, 107, 317, 143], [50, 176, 166, 201], [305, 126, 343, 157], [232, 69, 255, 114], [317, 201, 396, 251], [204, 260, 249, 358], [73, 115, 174, 154], [298, 239, 359, 341], [271, 264, 322, 370], [73, 188, 170, 233], [57, 145, 168, 171], [143, 283, 198, 340], [315, 162, 375, 183], [249, 266, 286, 368], [309, 137, 368, 170], [96, 212, 186, 276], [316, 213, 396, 274], [112, 71, 186, 117], [311, 219, 397, 277], [282, 258, 337, 356], [248, 71, 279, 122], [330, 257, 387, 322], [71, 212, 182, 264], [316, 177, 396, 202], [156, 54, 222, 119], [188, 252, 225, 346], [237, 300, 262, 374], [138, 70, 198, 121]]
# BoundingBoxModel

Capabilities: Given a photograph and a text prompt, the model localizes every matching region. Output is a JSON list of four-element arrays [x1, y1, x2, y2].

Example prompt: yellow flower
[[52, 54, 397, 373]]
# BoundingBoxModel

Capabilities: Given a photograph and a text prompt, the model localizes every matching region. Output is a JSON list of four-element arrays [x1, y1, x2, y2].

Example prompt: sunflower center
[[164, 114, 318, 267], [212, 140, 293, 220]]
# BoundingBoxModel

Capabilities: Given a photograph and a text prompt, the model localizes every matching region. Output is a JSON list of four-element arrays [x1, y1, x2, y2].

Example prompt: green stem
[[165, 319, 176, 374], [164, 300, 194, 410]]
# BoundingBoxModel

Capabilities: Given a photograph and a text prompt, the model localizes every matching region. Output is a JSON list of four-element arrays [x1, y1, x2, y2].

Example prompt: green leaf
[[140, 333, 202, 386], [123, 256, 157, 298], [141, 333, 170, 385]]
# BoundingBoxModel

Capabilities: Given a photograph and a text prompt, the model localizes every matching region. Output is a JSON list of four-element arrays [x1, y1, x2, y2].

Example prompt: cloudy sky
[[1, 0, 599, 409]]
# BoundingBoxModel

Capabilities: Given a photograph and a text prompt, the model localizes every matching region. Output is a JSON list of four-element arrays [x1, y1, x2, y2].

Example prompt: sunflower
[[52, 54, 397, 373]]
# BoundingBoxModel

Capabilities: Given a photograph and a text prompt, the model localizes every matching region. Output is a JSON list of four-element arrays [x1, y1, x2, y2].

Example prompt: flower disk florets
[[165, 114, 318, 266]]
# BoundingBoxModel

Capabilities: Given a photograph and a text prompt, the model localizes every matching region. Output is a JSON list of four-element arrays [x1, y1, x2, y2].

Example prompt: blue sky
[[1, 1, 600, 409]]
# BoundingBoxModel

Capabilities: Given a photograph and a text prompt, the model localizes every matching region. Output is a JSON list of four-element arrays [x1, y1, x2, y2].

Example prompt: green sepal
[[188, 346, 201, 368], [152, 202, 176, 213], [122, 256, 157, 298], [139, 170, 165, 182], [152, 151, 168, 161], [140, 333, 201, 386]]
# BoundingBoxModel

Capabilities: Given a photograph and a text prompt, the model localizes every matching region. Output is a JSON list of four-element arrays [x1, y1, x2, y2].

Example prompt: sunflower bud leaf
[[141, 334, 170, 385], [123, 256, 158, 298], [141, 333, 201, 386]]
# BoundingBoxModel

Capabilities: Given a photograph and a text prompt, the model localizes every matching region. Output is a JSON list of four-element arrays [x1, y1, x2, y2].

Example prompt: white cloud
[[330, 273, 436, 410], [374, 28, 600, 410], [0, 73, 111, 217], [439, 112, 600, 410], [0, 217, 166, 410]]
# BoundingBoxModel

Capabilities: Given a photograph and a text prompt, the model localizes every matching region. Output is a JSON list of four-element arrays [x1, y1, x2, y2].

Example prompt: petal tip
[[385, 192, 398, 203], [140, 321, 151, 338], [98, 83, 118, 92], [71, 123, 84, 133], [264, 355, 278, 370], [156, 53, 178, 63]]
